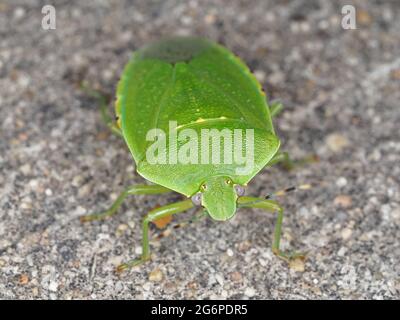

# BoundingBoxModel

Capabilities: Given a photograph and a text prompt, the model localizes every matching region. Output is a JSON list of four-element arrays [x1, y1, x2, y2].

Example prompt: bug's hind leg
[[116, 200, 194, 272], [268, 152, 295, 170], [237, 196, 306, 263], [80, 82, 123, 137], [268, 152, 319, 171], [269, 101, 284, 118], [80, 184, 172, 222]]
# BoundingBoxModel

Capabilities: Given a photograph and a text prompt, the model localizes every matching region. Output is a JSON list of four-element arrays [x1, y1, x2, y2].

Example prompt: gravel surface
[[1, 0, 399, 299]]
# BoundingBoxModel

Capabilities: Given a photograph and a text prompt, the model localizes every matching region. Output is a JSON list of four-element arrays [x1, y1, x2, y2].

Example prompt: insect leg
[[80, 82, 123, 137], [80, 184, 172, 222], [269, 101, 284, 117], [267, 151, 293, 170], [238, 196, 306, 263], [268, 152, 319, 171], [116, 199, 194, 272]]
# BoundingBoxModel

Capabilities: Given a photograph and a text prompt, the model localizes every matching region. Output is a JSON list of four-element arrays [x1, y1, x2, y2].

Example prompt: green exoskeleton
[[81, 37, 310, 272]]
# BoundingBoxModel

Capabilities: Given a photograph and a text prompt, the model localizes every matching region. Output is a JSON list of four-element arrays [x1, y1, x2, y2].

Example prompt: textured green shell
[[116, 37, 280, 197]]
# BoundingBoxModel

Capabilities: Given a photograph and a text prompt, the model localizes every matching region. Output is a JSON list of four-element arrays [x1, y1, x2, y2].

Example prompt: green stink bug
[[82, 37, 307, 271]]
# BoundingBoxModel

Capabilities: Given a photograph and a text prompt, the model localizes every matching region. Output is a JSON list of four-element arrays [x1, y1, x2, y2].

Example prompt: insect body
[[82, 37, 305, 271]]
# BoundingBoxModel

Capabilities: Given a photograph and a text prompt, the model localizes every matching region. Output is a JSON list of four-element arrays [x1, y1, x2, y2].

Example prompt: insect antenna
[[239, 183, 314, 208], [264, 184, 312, 200]]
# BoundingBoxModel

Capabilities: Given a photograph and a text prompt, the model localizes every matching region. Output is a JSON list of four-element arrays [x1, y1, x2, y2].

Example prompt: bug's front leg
[[80, 184, 172, 222], [116, 199, 194, 272], [237, 196, 306, 263], [268, 152, 319, 171]]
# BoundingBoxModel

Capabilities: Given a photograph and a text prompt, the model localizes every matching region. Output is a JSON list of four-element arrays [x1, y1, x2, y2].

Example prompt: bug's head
[[191, 176, 245, 221]]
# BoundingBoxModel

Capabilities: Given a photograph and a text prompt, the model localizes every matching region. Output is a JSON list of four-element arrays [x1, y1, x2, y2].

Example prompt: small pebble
[[32, 287, 39, 296], [215, 274, 224, 286], [116, 224, 128, 236], [391, 208, 400, 220], [258, 258, 267, 267], [29, 179, 39, 188], [341, 228, 353, 240], [72, 175, 83, 187], [74, 206, 86, 216], [221, 290, 228, 298], [336, 177, 348, 188], [107, 256, 123, 266], [237, 240, 251, 252], [254, 70, 266, 82], [357, 9, 372, 25], [152, 215, 172, 229], [204, 13, 216, 25], [338, 246, 348, 257], [326, 133, 350, 152], [391, 69, 400, 80], [78, 184, 91, 197], [20, 201, 32, 210], [289, 257, 305, 272], [48, 281, 58, 292], [334, 195, 352, 208], [181, 16, 192, 25], [244, 287, 256, 297], [19, 274, 29, 285], [229, 271, 243, 283], [142, 282, 151, 291], [149, 268, 163, 282], [20, 164, 31, 175], [127, 220, 135, 229], [115, 281, 124, 292], [13, 7, 25, 19], [187, 281, 198, 290]]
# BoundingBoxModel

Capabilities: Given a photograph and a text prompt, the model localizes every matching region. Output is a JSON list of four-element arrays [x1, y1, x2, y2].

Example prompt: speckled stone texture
[[0, 0, 399, 299]]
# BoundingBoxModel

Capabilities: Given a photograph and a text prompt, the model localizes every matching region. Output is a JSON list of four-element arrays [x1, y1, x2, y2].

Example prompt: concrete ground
[[0, 0, 399, 299]]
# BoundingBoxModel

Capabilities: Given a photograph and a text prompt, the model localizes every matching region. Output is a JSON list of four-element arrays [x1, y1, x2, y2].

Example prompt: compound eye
[[234, 185, 245, 196], [225, 178, 233, 185], [200, 184, 207, 192], [191, 193, 202, 206]]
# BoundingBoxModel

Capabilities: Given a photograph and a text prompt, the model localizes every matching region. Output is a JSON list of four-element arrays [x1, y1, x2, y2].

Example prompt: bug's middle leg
[[80, 184, 172, 222], [80, 83, 123, 137], [238, 196, 306, 262], [116, 199, 194, 272]]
